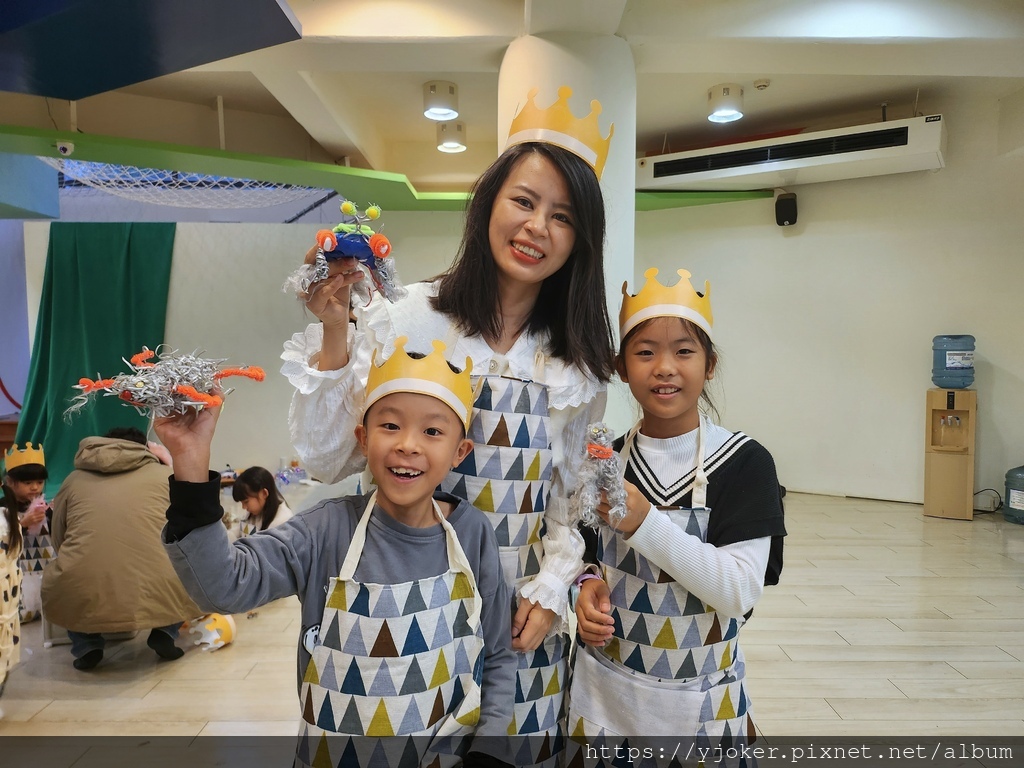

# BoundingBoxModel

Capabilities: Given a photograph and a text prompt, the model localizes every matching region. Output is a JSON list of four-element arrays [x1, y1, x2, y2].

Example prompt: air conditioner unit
[[636, 115, 946, 191]]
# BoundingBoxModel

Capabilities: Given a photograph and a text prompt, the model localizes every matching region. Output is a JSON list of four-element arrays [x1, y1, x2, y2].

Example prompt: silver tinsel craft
[[572, 422, 628, 530], [65, 346, 265, 420]]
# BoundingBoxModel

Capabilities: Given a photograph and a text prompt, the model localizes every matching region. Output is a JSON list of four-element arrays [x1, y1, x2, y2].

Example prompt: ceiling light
[[707, 83, 744, 123], [423, 80, 459, 121], [436, 121, 466, 153]]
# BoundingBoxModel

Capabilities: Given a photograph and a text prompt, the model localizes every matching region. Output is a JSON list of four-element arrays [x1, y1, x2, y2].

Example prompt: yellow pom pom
[[340, 200, 357, 216], [366, 205, 381, 220]]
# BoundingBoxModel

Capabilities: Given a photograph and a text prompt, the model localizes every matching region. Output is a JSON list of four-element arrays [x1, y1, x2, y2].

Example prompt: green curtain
[[14, 223, 175, 495]]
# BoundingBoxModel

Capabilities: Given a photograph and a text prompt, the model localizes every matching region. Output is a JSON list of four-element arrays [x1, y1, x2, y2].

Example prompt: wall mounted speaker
[[775, 193, 797, 226]]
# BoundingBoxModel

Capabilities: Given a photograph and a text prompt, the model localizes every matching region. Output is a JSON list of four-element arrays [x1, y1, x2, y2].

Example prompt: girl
[[568, 268, 786, 765], [230, 466, 294, 539], [0, 488, 23, 719], [2, 444, 52, 624], [282, 89, 616, 765]]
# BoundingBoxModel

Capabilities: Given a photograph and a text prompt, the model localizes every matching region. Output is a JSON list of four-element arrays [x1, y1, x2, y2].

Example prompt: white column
[[498, 34, 637, 431]]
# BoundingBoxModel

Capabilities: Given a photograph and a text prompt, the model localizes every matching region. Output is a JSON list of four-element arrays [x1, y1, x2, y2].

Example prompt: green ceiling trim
[[0, 124, 469, 212], [0, 124, 773, 213], [635, 190, 773, 211]]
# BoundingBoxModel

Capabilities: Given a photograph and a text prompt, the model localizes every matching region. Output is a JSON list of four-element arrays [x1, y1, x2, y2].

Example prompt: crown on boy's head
[[4, 442, 46, 472], [620, 268, 714, 342], [365, 338, 475, 430], [505, 86, 614, 180]]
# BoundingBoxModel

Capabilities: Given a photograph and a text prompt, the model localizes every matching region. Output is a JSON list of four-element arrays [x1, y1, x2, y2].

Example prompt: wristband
[[574, 572, 602, 589]]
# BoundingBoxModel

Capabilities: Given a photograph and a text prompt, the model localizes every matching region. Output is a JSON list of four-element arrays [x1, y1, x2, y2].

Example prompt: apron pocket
[[571, 645, 702, 737]]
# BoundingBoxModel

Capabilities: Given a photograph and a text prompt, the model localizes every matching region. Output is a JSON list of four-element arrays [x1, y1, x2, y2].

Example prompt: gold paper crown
[[620, 268, 713, 342], [505, 86, 614, 179], [4, 442, 46, 472], [365, 338, 475, 430]]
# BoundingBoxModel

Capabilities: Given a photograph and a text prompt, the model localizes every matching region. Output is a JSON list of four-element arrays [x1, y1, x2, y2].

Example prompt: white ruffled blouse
[[281, 281, 607, 627]]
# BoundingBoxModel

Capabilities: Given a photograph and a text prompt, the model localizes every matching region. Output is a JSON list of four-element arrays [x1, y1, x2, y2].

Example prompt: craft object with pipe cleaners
[[66, 347, 265, 420], [571, 422, 628, 530], [284, 201, 406, 304]]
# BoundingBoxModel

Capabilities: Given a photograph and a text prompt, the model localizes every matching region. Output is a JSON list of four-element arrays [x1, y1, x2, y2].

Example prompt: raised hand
[[152, 399, 222, 483]]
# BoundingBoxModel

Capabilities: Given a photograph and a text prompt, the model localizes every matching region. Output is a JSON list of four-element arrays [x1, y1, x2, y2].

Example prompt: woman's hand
[[511, 599, 557, 652], [596, 480, 650, 536], [575, 578, 614, 647], [301, 244, 363, 331], [152, 399, 222, 483]]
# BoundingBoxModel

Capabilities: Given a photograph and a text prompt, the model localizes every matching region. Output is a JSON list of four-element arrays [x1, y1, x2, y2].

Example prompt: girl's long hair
[[1, 484, 24, 556], [232, 467, 283, 531], [432, 142, 616, 383]]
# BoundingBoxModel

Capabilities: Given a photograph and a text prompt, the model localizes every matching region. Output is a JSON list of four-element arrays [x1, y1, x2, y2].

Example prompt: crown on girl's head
[[365, 338, 475, 430], [4, 442, 46, 472], [505, 86, 614, 179], [620, 268, 714, 342]]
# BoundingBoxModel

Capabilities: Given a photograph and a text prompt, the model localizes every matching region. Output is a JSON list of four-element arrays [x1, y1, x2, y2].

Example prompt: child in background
[[2, 444, 52, 623], [156, 338, 516, 767], [229, 466, 294, 540], [0, 488, 24, 720], [567, 269, 786, 765]]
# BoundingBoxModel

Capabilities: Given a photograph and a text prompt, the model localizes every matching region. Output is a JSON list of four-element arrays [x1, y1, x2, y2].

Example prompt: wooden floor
[[2, 492, 1023, 740]]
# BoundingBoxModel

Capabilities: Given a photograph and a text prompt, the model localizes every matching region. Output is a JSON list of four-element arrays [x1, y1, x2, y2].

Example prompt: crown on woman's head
[[505, 86, 614, 179], [620, 268, 714, 341], [4, 442, 45, 472], [365, 338, 475, 430]]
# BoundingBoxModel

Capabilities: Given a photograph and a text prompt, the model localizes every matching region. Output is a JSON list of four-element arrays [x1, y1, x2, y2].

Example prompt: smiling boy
[[157, 338, 514, 766]]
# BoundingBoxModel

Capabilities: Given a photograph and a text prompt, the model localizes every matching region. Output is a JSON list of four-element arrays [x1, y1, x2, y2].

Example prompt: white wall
[[636, 91, 1024, 502], [0, 220, 30, 415], [20, 86, 1024, 500]]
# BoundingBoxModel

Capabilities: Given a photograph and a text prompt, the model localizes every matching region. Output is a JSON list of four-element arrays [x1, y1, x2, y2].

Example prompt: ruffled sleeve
[[517, 367, 607, 633], [280, 322, 369, 484]]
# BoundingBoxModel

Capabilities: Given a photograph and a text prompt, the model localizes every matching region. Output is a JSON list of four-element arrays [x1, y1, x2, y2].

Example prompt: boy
[[2, 443, 52, 623], [156, 338, 515, 767]]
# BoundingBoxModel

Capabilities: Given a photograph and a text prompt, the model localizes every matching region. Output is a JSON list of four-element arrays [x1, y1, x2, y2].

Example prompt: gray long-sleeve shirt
[[162, 482, 515, 741]]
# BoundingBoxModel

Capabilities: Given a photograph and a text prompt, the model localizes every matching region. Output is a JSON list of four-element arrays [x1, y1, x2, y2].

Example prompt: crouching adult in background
[[42, 427, 199, 670]]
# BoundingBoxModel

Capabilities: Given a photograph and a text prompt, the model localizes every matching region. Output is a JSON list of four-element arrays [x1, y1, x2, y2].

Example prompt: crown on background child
[[365, 338, 475, 430], [620, 268, 714, 341], [505, 86, 614, 179], [4, 442, 46, 472]]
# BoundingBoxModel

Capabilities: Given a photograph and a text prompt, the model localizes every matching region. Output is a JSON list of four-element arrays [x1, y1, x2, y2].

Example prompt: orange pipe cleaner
[[214, 367, 265, 382], [131, 349, 156, 367], [78, 377, 116, 393], [174, 385, 223, 407]]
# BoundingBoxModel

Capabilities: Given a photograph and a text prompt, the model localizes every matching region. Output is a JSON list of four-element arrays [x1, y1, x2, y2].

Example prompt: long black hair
[[1, 484, 24, 557], [432, 142, 616, 383], [232, 467, 283, 531]]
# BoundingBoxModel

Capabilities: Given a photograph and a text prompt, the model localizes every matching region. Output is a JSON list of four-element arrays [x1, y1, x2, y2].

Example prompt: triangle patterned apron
[[441, 348, 567, 768], [296, 493, 484, 768]]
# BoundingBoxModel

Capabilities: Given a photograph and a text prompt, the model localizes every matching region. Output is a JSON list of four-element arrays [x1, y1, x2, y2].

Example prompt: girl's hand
[[21, 497, 47, 531], [301, 245, 363, 331], [511, 599, 557, 652], [152, 399, 222, 483], [575, 578, 614, 647], [596, 479, 650, 536]]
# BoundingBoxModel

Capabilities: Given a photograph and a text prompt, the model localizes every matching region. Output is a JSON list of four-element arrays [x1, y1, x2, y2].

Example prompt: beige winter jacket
[[41, 437, 199, 632]]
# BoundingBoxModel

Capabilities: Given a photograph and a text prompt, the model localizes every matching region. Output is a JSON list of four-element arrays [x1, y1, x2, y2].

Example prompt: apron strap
[[338, 492, 483, 626], [691, 415, 708, 510], [623, 418, 709, 510]]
